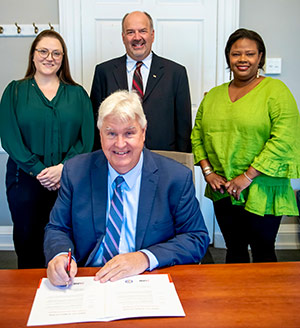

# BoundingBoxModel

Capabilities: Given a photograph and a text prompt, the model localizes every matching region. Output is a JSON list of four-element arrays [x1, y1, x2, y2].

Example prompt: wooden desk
[[1, 262, 300, 327]]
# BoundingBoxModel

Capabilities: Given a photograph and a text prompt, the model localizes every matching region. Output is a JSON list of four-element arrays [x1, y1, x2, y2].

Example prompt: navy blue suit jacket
[[44, 149, 209, 267], [90, 53, 192, 152]]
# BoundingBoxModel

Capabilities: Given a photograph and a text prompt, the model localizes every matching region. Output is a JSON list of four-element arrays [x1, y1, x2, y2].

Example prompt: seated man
[[44, 90, 209, 286]]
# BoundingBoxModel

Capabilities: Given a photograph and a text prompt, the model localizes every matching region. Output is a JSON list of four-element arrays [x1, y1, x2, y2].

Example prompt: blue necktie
[[102, 176, 124, 264]]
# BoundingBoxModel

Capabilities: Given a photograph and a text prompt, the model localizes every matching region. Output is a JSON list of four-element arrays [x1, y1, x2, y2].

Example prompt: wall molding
[[0, 226, 14, 251], [58, 0, 82, 84], [214, 223, 300, 250], [216, 0, 240, 85], [1, 223, 299, 251]]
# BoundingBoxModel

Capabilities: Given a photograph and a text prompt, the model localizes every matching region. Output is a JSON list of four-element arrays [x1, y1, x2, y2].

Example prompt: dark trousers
[[213, 197, 282, 263], [6, 158, 58, 269]]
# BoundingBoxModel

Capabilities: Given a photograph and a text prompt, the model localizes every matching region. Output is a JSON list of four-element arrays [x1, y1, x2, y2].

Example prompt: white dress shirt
[[126, 52, 153, 93]]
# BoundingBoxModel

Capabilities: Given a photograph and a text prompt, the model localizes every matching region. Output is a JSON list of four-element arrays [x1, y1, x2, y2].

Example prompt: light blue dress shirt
[[91, 152, 159, 270], [126, 52, 153, 93]]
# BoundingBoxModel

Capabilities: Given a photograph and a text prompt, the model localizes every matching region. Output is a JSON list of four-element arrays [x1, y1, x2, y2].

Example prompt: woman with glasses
[[0, 30, 94, 268]]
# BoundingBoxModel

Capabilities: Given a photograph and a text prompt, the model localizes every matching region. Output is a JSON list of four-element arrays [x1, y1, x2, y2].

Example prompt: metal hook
[[15, 22, 21, 34], [48, 22, 54, 31], [0, 26, 3, 34], [33, 22, 38, 34]]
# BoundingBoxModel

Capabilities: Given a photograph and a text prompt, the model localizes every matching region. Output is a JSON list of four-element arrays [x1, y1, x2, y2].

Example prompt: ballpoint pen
[[66, 248, 71, 277]]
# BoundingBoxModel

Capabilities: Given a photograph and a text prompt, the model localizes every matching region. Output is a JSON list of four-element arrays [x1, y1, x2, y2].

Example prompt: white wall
[[0, 0, 59, 94], [240, 0, 300, 108]]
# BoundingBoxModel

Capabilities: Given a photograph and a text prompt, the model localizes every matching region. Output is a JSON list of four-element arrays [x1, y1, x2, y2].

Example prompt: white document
[[27, 274, 185, 326]]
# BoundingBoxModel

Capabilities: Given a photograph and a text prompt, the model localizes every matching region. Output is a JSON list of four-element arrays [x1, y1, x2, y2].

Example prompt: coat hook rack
[[15, 22, 21, 34], [33, 22, 38, 34], [0, 23, 59, 37]]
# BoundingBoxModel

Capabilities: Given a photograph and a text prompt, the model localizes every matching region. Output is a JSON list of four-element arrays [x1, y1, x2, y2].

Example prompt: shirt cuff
[[27, 161, 46, 177], [139, 249, 159, 271], [54, 252, 76, 262]]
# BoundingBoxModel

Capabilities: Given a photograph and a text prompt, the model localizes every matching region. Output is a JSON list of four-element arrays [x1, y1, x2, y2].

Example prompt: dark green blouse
[[0, 78, 94, 176]]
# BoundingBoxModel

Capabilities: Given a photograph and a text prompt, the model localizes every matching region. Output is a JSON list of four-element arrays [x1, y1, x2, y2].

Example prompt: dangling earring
[[229, 70, 232, 80], [256, 68, 260, 79]]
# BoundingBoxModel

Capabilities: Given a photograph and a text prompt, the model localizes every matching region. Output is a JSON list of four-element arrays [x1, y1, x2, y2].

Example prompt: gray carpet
[[1, 246, 300, 269]]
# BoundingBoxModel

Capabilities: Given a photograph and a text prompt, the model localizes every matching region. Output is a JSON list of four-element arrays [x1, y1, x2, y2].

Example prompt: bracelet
[[204, 169, 214, 177], [202, 166, 213, 173], [202, 165, 214, 177], [244, 172, 253, 183]]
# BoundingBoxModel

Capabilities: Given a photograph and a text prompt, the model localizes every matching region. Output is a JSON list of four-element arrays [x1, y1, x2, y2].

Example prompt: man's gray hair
[[97, 90, 147, 130]]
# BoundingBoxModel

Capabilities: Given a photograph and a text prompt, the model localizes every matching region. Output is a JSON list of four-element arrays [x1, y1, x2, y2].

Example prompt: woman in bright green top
[[0, 30, 94, 268], [191, 28, 300, 263]]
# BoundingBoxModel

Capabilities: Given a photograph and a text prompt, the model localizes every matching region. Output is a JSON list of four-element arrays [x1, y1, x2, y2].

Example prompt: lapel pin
[[153, 74, 157, 78]]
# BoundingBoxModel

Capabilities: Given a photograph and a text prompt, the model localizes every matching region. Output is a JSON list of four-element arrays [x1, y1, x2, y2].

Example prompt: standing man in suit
[[45, 90, 209, 286], [90, 11, 192, 152]]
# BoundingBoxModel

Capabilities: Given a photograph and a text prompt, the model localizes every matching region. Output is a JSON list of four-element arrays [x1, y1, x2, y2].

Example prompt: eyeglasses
[[35, 48, 64, 60]]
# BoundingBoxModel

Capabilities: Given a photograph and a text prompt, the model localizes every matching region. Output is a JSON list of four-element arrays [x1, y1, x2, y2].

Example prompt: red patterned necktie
[[132, 61, 144, 98]]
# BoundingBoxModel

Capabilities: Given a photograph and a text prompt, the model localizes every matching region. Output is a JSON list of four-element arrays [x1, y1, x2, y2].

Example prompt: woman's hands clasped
[[37, 163, 63, 191], [205, 172, 227, 194], [224, 174, 252, 200], [205, 172, 251, 200], [201, 160, 259, 201]]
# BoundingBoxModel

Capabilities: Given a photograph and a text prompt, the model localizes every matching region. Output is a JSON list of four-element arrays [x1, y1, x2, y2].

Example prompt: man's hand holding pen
[[47, 250, 77, 287]]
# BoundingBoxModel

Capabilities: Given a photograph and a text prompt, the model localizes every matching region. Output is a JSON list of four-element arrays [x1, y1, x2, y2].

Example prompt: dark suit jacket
[[44, 148, 209, 267], [90, 53, 192, 152]]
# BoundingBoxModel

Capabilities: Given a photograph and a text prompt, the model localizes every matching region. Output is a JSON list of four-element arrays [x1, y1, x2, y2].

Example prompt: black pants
[[213, 197, 282, 263], [6, 158, 58, 269]]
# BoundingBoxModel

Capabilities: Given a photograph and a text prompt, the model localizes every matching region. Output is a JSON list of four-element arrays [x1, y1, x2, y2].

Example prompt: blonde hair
[[97, 90, 147, 130]]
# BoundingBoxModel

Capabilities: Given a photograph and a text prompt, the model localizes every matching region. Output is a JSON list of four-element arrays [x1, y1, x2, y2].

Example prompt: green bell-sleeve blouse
[[191, 77, 300, 216], [0, 78, 94, 176]]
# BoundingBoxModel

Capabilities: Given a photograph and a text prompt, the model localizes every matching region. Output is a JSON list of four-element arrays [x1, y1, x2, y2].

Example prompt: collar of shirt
[[108, 151, 144, 189], [126, 52, 153, 72], [126, 52, 153, 92]]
